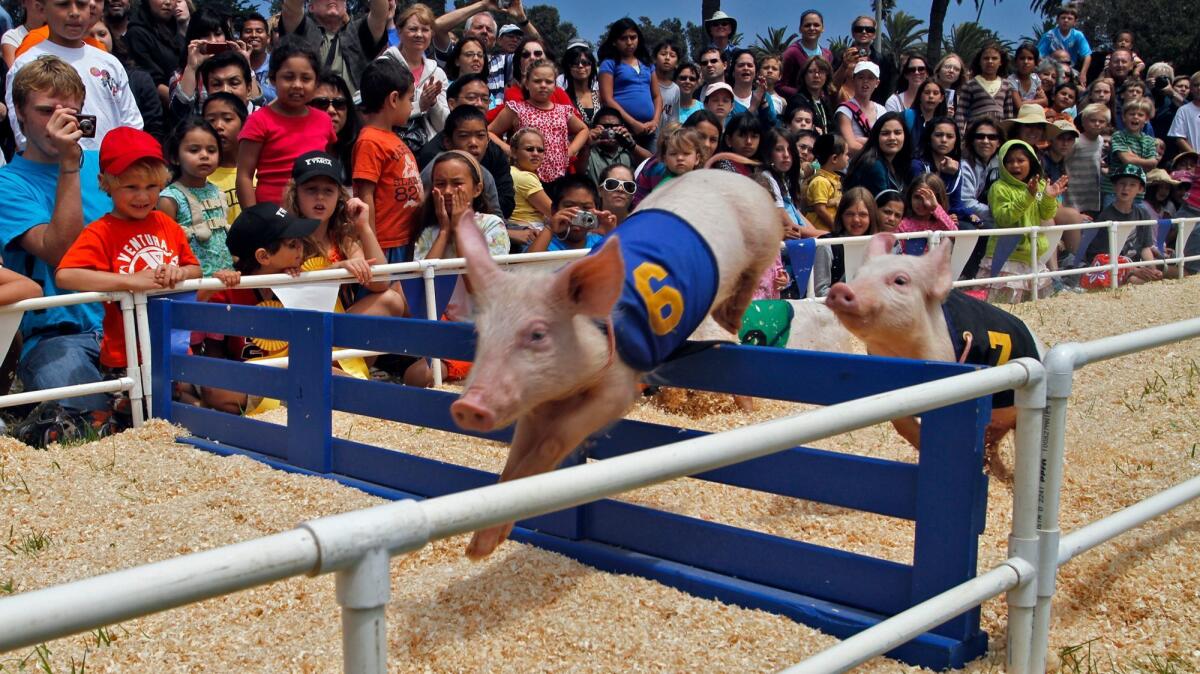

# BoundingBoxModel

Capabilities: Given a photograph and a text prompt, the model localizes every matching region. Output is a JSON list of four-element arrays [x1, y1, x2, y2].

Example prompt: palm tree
[[753, 26, 799, 57], [827, 35, 852, 64], [942, 21, 1012, 63], [1020, 19, 1055, 47], [882, 11, 928, 69], [925, 0, 1001, 62]]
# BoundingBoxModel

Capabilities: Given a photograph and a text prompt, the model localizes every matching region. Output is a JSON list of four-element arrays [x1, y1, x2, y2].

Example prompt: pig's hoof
[[465, 525, 512, 560]]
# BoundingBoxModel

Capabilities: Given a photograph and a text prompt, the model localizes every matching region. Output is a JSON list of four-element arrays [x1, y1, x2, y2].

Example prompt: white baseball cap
[[498, 24, 523, 37], [853, 61, 881, 78], [703, 82, 734, 99]]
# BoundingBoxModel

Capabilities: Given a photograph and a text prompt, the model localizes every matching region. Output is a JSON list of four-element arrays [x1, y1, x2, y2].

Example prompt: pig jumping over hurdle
[[824, 233, 1045, 479], [449, 170, 783, 559]]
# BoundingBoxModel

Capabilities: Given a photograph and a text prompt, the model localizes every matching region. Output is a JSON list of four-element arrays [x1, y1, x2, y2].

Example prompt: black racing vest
[[942, 290, 1040, 408]]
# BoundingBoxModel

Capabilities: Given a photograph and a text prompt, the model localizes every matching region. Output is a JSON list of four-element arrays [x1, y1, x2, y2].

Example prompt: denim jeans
[[17, 332, 108, 412]]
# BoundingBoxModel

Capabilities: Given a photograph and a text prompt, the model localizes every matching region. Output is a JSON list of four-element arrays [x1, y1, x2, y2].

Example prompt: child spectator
[[896, 173, 957, 234], [784, 100, 816, 132], [55, 127, 205, 370], [527, 174, 614, 252], [236, 40, 334, 208], [764, 127, 803, 226], [1047, 83, 1078, 123], [710, 111, 761, 177], [1037, 5, 1092, 80], [813, 187, 881, 295], [1144, 169, 1181, 218], [202, 92, 248, 222], [352, 58, 423, 263], [759, 53, 787, 119], [652, 125, 704, 189], [835, 61, 886, 154], [1082, 78, 1116, 124], [1105, 99, 1157, 207], [158, 117, 230, 279], [584, 106, 645, 185], [1008, 43, 1047, 110], [5, 0, 143, 150], [597, 164, 635, 230], [982, 139, 1066, 301], [1065, 104, 1107, 216], [920, 116, 969, 221], [201, 203, 318, 414], [954, 42, 1016, 132], [673, 62, 704, 124], [505, 127, 552, 248], [283, 152, 407, 317], [904, 80, 948, 149], [702, 81, 735, 126], [652, 39, 681, 134], [1082, 165, 1165, 284], [598, 18, 661, 148], [844, 111, 919, 195], [875, 189, 904, 232], [489, 59, 589, 189], [419, 106, 510, 218], [803, 133, 848, 232]]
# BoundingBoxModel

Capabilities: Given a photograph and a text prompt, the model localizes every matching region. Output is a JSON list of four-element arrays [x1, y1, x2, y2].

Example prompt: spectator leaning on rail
[[0, 57, 114, 422], [277, 0, 389, 97], [6, 0, 143, 152]]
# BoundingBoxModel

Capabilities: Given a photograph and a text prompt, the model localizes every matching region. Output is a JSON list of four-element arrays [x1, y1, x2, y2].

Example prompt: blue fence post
[[286, 309, 334, 473], [147, 298, 175, 423], [910, 396, 991, 644]]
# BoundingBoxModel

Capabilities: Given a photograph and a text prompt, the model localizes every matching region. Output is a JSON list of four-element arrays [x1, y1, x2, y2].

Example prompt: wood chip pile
[[2, 278, 1199, 672]]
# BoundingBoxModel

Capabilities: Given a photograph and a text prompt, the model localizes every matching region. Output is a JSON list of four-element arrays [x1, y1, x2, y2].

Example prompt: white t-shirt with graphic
[[6, 39, 143, 151]]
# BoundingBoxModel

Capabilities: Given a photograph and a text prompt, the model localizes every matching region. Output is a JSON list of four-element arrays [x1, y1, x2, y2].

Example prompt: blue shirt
[[0, 152, 111, 356], [254, 58, 276, 103], [600, 209, 718, 372], [546, 232, 603, 252], [599, 58, 656, 123], [1037, 28, 1091, 67]]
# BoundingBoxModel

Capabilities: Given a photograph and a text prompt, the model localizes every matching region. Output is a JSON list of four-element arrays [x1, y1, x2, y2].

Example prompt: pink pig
[[824, 233, 1044, 479], [448, 170, 783, 559]]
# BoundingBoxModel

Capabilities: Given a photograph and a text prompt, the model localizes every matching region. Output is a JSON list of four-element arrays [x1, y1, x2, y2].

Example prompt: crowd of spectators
[[0, 0, 1197, 442]]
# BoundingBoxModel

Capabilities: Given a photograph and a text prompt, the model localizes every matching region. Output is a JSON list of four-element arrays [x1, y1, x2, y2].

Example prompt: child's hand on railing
[[125, 268, 164, 291], [333, 258, 376, 285], [213, 270, 242, 287], [154, 264, 189, 289]]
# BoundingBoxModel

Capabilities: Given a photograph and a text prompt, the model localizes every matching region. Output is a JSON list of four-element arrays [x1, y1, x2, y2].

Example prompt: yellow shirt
[[803, 169, 842, 232], [509, 166, 546, 226], [210, 166, 246, 224]]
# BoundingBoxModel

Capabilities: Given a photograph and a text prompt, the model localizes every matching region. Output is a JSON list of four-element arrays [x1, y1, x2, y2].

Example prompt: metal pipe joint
[[301, 499, 431, 575]]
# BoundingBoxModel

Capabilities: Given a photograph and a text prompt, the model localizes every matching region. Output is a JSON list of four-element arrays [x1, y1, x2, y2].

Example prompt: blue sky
[[550, 0, 1042, 46]]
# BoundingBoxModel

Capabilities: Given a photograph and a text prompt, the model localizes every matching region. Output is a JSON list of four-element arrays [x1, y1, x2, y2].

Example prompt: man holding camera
[[5, 0, 142, 151], [583, 106, 650, 184], [0, 56, 115, 428]]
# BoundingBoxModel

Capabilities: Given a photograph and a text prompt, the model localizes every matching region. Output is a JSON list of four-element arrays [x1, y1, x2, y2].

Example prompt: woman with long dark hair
[[918, 115, 969, 221], [560, 42, 599, 125], [598, 17, 661, 145], [444, 36, 489, 81], [844, 110, 919, 195], [312, 71, 360, 185], [904, 79, 947, 149]]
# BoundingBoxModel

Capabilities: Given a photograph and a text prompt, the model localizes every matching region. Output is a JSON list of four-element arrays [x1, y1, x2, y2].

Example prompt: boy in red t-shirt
[[353, 59, 424, 263], [57, 127, 203, 369]]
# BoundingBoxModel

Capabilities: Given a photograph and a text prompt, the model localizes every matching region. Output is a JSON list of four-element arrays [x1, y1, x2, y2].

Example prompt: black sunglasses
[[853, 25, 876, 34], [309, 96, 348, 110], [974, 132, 1001, 141]]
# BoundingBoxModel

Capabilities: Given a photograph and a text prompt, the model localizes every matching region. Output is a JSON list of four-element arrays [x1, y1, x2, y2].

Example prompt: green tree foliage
[[751, 26, 798, 58], [925, 0, 1000, 62], [526, 5, 577, 61], [1019, 19, 1055, 48], [827, 34, 852, 63], [942, 21, 1012, 64], [197, 0, 263, 22], [881, 11, 928, 69], [1078, 0, 1200, 74], [635, 17, 690, 55]]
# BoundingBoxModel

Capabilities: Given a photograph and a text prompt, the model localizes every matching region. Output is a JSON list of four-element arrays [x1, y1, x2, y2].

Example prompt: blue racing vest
[[596, 209, 719, 372]]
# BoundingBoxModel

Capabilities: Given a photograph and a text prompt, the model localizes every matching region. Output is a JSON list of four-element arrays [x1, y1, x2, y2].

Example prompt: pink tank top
[[508, 100, 572, 182]]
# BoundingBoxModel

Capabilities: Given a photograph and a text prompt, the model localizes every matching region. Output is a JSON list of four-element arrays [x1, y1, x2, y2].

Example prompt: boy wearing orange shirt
[[352, 58, 423, 262], [56, 127, 202, 369]]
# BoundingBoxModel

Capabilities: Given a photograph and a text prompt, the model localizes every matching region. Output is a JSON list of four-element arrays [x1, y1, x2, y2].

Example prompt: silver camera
[[496, 0, 511, 9], [571, 210, 598, 230]]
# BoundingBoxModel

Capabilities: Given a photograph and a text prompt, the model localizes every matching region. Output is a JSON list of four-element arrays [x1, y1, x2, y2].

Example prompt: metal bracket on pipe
[[301, 499, 431, 575]]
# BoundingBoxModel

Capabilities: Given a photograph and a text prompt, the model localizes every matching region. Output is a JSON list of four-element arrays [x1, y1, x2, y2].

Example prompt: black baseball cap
[[292, 151, 343, 186], [226, 202, 319, 262]]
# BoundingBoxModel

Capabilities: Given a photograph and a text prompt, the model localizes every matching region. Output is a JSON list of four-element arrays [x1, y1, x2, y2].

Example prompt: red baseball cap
[[99, 126, 165, 176]]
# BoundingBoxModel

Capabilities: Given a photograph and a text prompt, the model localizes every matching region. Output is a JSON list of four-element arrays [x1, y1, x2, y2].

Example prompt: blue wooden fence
[[149, 297, 993, 669]]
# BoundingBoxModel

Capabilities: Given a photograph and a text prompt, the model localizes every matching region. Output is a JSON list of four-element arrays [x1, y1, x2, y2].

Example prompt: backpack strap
[[842, 98, 872, 137]]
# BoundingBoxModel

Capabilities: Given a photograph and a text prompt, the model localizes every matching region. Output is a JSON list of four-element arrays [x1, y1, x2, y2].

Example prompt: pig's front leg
[[466, 367, 640, 560], [891, 416, 921, 449]]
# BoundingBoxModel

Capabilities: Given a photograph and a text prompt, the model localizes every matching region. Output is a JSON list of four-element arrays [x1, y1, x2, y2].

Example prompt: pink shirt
[[896, 204, 958, 234], [239, 105, 336, 205]]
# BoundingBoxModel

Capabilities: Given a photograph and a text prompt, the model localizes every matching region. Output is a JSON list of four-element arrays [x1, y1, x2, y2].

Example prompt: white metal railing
[[803, 217, 1200, 300], [0, 356, 1043, 670], [0, 291, 143, 426], [783, 316, 1200, 673]]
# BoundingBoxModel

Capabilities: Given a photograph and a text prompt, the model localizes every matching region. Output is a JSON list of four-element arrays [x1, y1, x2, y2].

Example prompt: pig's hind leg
[[466, 369, 640, 560], [711, 268, 762, 335]]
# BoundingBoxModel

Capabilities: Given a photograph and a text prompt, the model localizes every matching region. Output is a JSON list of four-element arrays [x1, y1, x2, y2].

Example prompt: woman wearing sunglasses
[[597, 164, 635, 230], [310, 71, 361, 184], [959, 118, 1006, 278], [885, 53, 930, 114], [674, 63, 704, 124]]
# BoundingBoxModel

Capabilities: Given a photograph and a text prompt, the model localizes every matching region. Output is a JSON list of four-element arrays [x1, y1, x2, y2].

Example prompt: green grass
[[1058, 637, 1192, 673], [2, 526, 50, 557]]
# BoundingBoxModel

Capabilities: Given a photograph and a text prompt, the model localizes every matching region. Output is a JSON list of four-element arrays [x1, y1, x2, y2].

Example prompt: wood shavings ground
[[2, 277, 1200, 672]]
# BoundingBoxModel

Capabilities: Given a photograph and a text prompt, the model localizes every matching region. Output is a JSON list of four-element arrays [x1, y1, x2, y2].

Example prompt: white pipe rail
[[0, 359, 1039, 656]]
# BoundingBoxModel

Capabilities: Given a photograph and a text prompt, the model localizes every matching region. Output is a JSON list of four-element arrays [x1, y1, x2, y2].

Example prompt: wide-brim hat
[[1170, 151, 1198, 170], [1000, 104, 1061, 140], [1145, 168, 1181, 186], [705, 10, 737, 35]]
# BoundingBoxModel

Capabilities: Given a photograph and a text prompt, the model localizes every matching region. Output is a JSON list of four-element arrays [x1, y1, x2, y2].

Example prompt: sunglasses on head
[[853, 25, 876, 34], [602, 178, 636, 194], [309, 96, 348, 110]]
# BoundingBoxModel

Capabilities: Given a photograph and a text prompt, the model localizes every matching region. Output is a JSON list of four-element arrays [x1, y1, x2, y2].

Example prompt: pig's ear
[[865, 233, 898, 259], [924, 241, 954, 302], [554, 237, 625, 318], [455, 210, 501, 291]]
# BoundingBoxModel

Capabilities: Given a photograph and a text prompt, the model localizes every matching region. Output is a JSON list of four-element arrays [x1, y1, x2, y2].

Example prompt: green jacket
[[986, 140, 1057, 266]]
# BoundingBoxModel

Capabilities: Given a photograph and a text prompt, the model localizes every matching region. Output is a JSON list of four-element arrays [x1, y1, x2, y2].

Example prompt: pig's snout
[[825, 283, 857, 314], [451, 394, 498, 432]]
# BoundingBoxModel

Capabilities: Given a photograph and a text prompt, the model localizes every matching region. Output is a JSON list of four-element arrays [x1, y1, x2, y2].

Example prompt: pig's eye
[[893, 275, 910, 286], [530, 329, 546, 342]]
